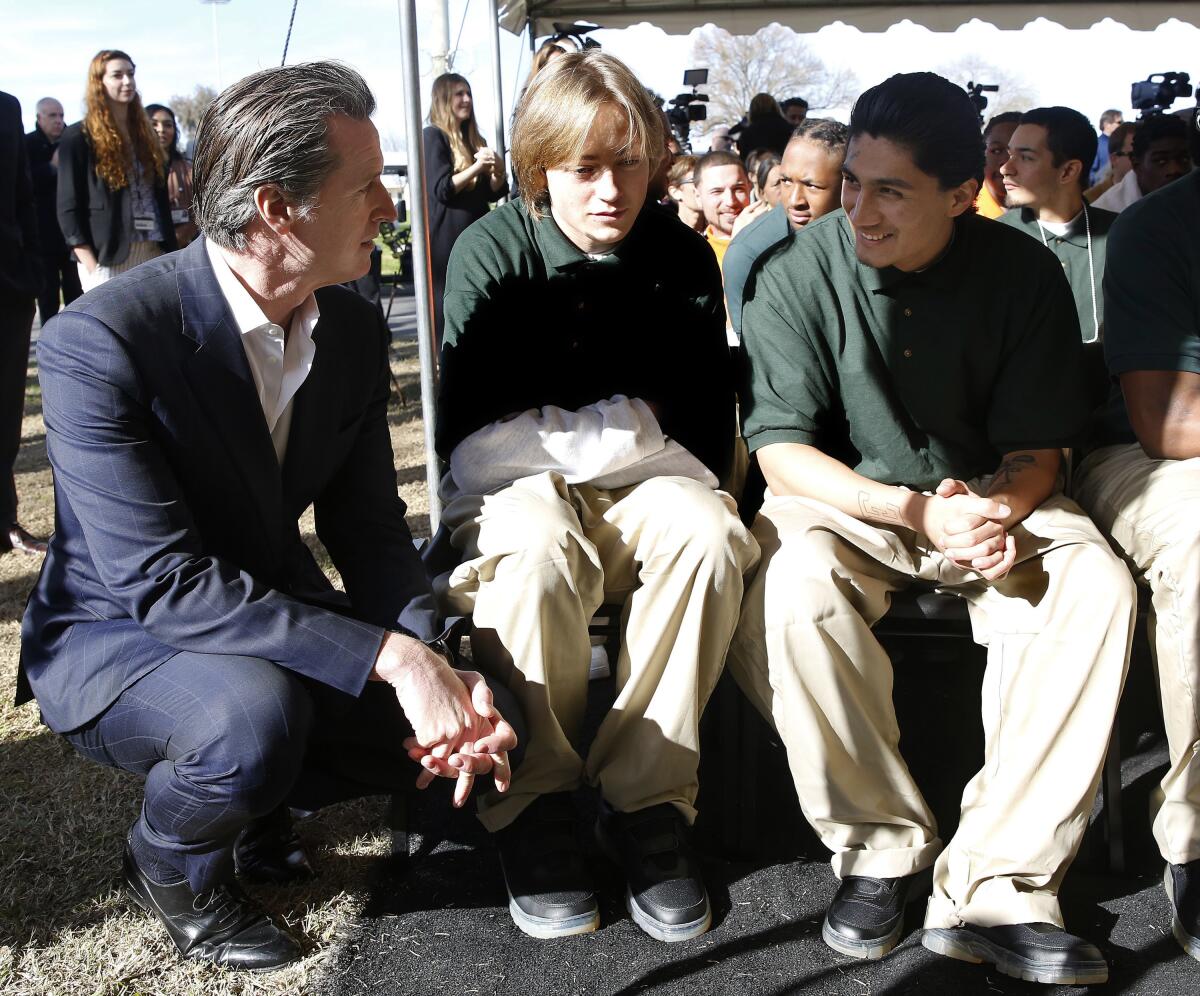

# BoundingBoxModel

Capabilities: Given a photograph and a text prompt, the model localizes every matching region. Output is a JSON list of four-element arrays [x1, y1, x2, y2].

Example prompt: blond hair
[[511, 50, 665, 219], [429, 73, 486, 178]]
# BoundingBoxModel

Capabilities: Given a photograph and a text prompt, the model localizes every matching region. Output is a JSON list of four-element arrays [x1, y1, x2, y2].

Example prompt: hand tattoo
[[858, 490, 902, 524], [991, 453, 1036, 489]]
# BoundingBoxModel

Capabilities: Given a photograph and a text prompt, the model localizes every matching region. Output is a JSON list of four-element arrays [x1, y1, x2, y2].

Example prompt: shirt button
[[903, 348, 913, 358], [903, 307, 913, 317]]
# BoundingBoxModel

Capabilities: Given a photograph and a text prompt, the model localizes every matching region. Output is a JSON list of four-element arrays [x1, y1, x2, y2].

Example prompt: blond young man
[[435, 50, 759, 943]]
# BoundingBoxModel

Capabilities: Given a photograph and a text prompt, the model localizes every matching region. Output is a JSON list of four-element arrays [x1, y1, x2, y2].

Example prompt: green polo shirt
[[437, 198, 734, 482], [1093, 170, 1200, 447], [997, 204, 1116, 344], [741, 210, 1089, 491], [723, 203, 792, 339]]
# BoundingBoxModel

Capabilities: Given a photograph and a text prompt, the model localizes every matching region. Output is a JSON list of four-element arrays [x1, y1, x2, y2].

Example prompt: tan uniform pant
[[1075, 443, 1200, 865], [727, 487, 1134, 929], [438, 472, 760, 833]]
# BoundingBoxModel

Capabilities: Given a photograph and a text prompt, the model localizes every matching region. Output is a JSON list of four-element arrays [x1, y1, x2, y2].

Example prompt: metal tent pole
[[396, 0, 443, 532], [486, 0, 507, 167]]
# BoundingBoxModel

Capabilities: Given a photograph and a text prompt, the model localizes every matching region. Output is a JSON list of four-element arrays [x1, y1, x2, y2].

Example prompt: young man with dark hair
[[723, 118, 848, 339], [693, 149, 750, 269], [998, 107, 1118, 381], [1074, 105, 1200, 967], [730, 72, 1133, 985], [978, 110, 1022, 218], [781, 97, 809, 127], [1094, 112, 1192, 213]]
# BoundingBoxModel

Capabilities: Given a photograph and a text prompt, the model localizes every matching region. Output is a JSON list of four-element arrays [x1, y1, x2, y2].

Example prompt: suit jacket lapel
[[176, 237, 285, 545]]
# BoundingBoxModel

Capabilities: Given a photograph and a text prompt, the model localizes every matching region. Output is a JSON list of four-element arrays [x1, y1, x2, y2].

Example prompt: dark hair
[[1132, 112, 1188, 162], [781, 97, 808, 112], [1018, 107, 1097, 186], [983, 110, 1022, 139], [849, 73, 983, 190], [694, 149, 746, 187], [1107, 120, 1138, 157], [755, 152, 781, 192], [790, 117, 848, 153], [143, 103, 182, 162]]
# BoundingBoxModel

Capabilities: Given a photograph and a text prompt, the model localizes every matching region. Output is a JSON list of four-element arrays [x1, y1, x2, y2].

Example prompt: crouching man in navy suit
[[17, 61, 519, 973]]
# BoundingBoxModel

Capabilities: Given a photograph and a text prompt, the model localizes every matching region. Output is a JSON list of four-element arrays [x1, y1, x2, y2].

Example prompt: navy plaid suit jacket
[[19, 236, 441, 732]]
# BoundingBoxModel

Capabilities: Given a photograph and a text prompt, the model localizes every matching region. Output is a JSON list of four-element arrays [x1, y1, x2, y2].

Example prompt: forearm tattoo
[[991, 453, 1036, 489], [858, 490, 902, 523]]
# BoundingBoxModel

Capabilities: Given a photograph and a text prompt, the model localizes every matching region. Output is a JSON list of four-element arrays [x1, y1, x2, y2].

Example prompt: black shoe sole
[[922, 928, 1109, 985], [124, 866, 301, 973], [1165, 865, 1200, 962]]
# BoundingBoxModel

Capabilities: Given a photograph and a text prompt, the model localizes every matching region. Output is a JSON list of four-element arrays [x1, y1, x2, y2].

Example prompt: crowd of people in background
[[4, 34, 1200, 991]]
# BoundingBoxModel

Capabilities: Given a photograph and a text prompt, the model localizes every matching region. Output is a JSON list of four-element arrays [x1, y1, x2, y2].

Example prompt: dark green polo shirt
[[723, 203, 792, 339], [1093, 170, 1200, 447], [741, 210, 1089, 491], [997, 203, 1116, 344], [437, 198, 734, 482]]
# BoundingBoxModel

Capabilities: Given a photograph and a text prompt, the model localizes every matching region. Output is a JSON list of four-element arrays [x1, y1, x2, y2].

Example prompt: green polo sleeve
[[739, 257, 835, 454], [1103, 190, 1200, 377], [985, 252, 1090, 453]]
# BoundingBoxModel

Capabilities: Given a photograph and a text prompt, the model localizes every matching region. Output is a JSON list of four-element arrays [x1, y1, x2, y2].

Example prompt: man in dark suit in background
[[0, 90, 46, 556], [25, 97, 81, 324], [19, 62, 518, 973]]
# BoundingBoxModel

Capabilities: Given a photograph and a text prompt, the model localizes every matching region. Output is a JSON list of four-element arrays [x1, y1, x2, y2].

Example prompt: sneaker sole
[[821, 916, 901, 961], [507, 897, 599, 940], [921, 928, 1109, 985], [1164, 866, 1200, 962], [626, 889, 711, 943]]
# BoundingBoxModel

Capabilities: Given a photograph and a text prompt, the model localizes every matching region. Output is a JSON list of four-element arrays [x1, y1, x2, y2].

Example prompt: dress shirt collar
[[204, 239, 320, 340]]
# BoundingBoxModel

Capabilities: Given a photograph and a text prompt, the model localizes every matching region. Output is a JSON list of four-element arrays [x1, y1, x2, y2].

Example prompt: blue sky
[[5, 3, 1197, 154]]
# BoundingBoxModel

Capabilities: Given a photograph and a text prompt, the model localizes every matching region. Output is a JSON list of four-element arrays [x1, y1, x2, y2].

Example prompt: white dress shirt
[[206, 239, 318, 464], [1091, 170, 1143, 215]]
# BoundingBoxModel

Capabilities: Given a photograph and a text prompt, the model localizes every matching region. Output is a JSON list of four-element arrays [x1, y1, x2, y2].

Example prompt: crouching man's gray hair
[[191, 61, 376, 251]]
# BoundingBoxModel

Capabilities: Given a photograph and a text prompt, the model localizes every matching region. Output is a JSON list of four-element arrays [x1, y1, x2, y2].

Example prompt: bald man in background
[[26, 97, 81, 324]]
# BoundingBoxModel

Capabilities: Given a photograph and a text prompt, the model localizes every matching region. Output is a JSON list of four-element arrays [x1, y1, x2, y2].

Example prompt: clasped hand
[[371, 634, 517, 807], [922, 479, 1016, 582]]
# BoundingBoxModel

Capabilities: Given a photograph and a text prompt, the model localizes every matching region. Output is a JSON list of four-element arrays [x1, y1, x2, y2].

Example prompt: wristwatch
[[425, 637, 455, 664]]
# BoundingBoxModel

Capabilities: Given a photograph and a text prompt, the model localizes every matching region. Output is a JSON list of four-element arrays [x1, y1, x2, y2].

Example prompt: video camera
[[1131, 71, 1192, 117], [965, 81, 999, 125], [550, 21, 602, 50], [666, 69, 709, 152]]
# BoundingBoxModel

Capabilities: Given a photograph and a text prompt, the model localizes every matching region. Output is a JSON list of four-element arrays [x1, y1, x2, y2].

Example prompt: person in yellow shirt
[[695, 150, 750, 270], [977, 111, 1021, 218]]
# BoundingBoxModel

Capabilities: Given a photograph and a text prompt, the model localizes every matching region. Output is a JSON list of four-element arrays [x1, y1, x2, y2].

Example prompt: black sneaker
[[922, 922, 1108, 985], [822, 874, 917, 959], [495, 793, 598, 939], [1166, 861, 1200, 961], [596, 803, 711, 942], [123, 837, 302, 971]]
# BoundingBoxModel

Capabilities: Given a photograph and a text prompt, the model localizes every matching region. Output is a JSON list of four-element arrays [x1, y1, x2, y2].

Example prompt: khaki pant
[[728, 487, 1134, 929], [438, 472, 760, 832], [1075, 443, 1200, 865]]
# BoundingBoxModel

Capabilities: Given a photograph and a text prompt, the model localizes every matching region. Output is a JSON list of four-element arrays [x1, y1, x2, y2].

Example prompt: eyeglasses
[[1110, 150, 1132, 159]]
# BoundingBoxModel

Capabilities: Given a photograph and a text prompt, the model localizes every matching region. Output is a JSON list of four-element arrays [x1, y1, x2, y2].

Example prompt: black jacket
[[736, 114, 794, 160], [56, 121, 176, 267], [0, 91, 40, 299], [25, 125, 66, 255]]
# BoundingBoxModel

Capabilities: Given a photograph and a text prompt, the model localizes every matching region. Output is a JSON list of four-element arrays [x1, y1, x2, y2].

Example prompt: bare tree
[[167, 85, 219, 150], [934, 57, 1039, 117], [689, 25, 858, 133]]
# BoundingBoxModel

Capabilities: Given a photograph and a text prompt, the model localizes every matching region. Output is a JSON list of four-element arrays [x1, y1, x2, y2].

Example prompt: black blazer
[[0, 91, 40, 299], [56, 121, 176, 267], [20, 236, 441, 732]]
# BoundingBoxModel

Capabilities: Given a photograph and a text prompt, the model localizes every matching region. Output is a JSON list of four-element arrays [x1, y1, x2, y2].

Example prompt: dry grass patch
[[0, 339, 430, 995]]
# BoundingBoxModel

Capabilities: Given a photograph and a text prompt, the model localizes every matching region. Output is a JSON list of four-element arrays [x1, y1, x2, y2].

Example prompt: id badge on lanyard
[[171, 208, 189, 225], [133, 216, 156, 233]]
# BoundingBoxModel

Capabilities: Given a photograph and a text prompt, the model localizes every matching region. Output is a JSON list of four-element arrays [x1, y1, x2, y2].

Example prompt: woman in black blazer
[[57, 49, 176, 291], [423, 73, 507, 346]]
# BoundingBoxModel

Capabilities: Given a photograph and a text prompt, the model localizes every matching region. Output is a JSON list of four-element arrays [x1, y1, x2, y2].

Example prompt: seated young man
[[729, 72, 1134, 986], [1073, 108, 1200, 965], [694, 149, 750, 271], [435, 50, 759, 943]]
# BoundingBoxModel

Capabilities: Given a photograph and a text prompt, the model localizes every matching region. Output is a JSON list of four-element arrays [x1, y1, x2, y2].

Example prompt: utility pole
[[431, 0, 451, 76]]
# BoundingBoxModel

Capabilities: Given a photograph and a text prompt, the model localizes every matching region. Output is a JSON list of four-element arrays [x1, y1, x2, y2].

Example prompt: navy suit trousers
[[64, 651, 520, 893]]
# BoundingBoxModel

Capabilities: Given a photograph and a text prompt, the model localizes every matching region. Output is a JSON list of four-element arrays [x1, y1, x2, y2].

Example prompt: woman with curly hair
[[423, 72, 507, 345], [57, 50, 176, 291], [145, 103, 198, 248]]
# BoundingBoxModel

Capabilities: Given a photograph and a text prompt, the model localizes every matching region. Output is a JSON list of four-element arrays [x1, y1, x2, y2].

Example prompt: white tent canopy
[[500, 1, 1200, 37]]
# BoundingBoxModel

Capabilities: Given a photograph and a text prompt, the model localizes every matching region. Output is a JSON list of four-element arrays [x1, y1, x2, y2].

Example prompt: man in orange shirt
[[695, 150, 750, 270]]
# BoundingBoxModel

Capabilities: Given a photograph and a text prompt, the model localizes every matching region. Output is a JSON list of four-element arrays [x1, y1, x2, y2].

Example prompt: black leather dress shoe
[[1166, 860, 1200, 961], [496, 793, 599, 939], [123, 839, 303, 971], [234, 808, 315, 884], [822, 874, 917, 959], [596, 803, 711, 943], [922, 922, 1108, 985]]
